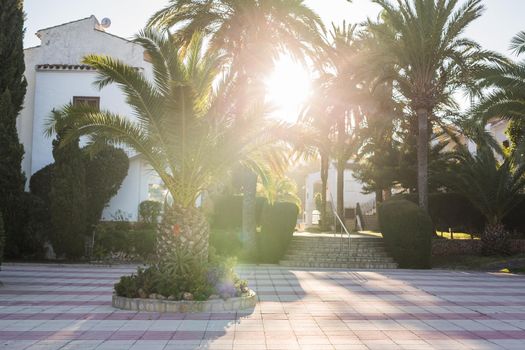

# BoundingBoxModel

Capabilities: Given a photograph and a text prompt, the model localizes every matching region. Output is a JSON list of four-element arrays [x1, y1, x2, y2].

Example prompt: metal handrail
[[328, 192, 351, 257]]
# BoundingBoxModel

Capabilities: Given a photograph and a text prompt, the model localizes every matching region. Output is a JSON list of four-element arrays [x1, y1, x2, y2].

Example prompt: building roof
[[36, 64, 97, 71]]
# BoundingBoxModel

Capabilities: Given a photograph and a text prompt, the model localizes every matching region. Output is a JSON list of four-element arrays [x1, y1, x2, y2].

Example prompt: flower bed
[[112, 289, 256, 313]]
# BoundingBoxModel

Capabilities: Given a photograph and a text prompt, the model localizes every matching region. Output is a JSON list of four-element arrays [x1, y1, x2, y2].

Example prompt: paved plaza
[[0, 264, 524, 349]]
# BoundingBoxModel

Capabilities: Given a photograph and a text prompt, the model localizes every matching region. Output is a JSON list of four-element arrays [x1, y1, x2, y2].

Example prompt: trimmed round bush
[[378, 199, 433, 269], [0, 213, 4, 264], [258, 202, 299, 263]]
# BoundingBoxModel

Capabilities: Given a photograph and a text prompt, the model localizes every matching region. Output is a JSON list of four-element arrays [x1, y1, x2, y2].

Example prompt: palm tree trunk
[[242, 168, 258, 251], [416, 108, 429, 211], [157, 203, 209, 264], [320, 152, 329, 230]]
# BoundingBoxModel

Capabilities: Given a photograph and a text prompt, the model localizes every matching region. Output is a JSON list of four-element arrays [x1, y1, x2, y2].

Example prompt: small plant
[[139, 200, 162, 224], [113, 250, 249, 301]]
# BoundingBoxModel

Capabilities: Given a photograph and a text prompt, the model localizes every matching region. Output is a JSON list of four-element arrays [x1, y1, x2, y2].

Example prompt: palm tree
[[148, 0, 324, 249], [297, 75, 335, 230], [46, 30, 280, 264], [441, 141, 525, 255], [472, 32, 525, 125], [367, 0, 504, 210], [314, 22, 364, 221]]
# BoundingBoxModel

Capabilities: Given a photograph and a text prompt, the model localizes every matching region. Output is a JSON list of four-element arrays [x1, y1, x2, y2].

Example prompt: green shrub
[[378, 199, 433, 269], [138, 200, 162, 224], [209, 228, 243, 257], [398, 192, 485, 235], [5, 192, 50, 259], [114, 251, 248, 301], [504, 194, 525, 237], [0, 213, 4, 264], [258, 202, 299, 263], [93, 221, 156, 260], [211, 195, 267, 229]]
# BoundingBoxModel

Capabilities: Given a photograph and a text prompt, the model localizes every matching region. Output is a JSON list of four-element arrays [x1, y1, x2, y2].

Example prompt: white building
[[304, 163, 375, 226], [19, 16, 162, 221]]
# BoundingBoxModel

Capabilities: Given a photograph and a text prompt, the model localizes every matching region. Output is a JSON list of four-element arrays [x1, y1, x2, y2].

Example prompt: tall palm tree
[[315, 22, 364, 221], [148, 0, 324, 249], [46, 30, 281, 264], [296, 76, 334, 229], [367, 0, 504, 210]]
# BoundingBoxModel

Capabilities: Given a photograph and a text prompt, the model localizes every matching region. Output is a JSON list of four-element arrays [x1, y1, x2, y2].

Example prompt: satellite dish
[[100, 18, 111, 28]]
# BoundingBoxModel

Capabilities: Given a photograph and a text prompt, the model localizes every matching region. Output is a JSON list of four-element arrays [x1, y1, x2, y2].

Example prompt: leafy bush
[[211, 195, 267, 229], [84, 147, 129, 234], [29, 164, 54, 204], [398, 193, 485, 235], [378, 199, 433, 269], [209, 228, 243, 257], [0, 213, 4, 264], [139, 200, 162, 224], [93, 221, 155, 260], [258, 202, 299, 263], [4, 193, 50, 259], [504, 194, 525, 237], [114, 251, 248, 301]]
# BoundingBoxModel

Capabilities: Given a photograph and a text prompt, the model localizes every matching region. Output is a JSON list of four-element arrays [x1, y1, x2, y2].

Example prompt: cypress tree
[[0, 0, 27, 254], [49, 130, 87, 258]]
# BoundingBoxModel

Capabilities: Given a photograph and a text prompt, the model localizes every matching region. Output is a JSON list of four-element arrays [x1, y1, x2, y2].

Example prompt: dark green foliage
[[378, 199, 433, 269], [507, 119, 525, 150], [258, 202, 299, 263], [29, 164, 54, 204], [138, 200, 162, 224], [49, 132, 87, 258], [0, 0, 27, 258], [85, 147, 129, 234], [399, 193, 485, 235], [211, 195, 267, 229], [5, 192, 49, 259], [0, 213, 4, 264], [504, 195, 525, 237], [26, 145, 129, 259], [209, 229, 243, 257], [93, 221, 156, 259], [114, 252, 247, 301]]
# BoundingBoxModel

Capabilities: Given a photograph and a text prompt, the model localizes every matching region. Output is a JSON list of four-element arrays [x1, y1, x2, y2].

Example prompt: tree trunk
[[320, 152, 329, 230], [416, 108, 429, 211], [375, 190, 383, 203], [157, 203, 209, 264], [242, 168, 258, 251]]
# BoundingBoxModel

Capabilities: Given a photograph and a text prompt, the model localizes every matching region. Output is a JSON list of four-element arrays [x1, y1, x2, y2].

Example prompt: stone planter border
[[112, 290, 257, 313]]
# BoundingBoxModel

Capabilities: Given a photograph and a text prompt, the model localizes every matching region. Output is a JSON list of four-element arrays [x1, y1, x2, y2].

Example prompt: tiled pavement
[[0, 264, 525, 349]]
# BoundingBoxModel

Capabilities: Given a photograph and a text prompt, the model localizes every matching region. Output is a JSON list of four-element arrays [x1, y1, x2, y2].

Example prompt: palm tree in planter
[[148, 0, 324, 250], [46, 30, 282, 264], [441, 141, 525, 255], [366, 0, 506, 211]]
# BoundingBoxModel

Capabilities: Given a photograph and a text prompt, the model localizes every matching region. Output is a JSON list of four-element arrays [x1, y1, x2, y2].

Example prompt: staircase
[[362, 214, 380, 231], [279, 233, 397, 269]]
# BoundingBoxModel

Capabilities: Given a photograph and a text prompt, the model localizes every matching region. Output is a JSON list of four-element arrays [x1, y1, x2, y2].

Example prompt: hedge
[[378, 199, 433, 269], [0, 213, 4, 264], [210, 201, 299, 263], [93, 221, 155, 260], [257, 202, 299, 263], [211, 195, 267, 229], [398, 193, 525, 237]]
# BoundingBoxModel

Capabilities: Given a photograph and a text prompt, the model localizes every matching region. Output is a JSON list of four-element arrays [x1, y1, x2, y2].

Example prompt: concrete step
[[279, 233, 398, 269], [279, 261, 398, 269]]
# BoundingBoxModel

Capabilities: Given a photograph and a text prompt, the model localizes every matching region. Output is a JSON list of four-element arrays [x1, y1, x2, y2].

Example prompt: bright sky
[[24, 0, 525, 122]]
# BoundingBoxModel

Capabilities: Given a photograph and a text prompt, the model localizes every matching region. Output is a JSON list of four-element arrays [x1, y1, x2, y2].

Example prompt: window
[[73, 96, 100, 110]]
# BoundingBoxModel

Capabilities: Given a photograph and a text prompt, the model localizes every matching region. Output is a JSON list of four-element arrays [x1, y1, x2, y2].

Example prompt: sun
[[265, 55, 312, 123]]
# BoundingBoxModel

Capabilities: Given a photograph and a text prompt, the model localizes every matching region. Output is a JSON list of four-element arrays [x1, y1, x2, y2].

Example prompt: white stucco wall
[[18, 16, 155, 221]]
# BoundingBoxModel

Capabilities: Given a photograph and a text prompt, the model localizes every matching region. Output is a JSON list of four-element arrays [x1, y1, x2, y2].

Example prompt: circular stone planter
[[112, 290, 257, 313]]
